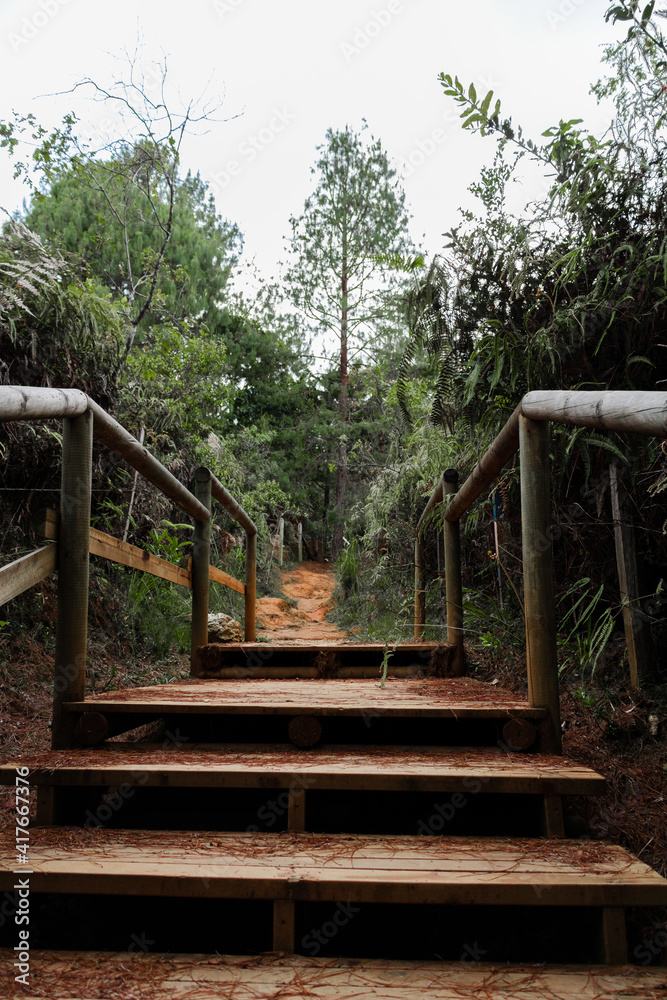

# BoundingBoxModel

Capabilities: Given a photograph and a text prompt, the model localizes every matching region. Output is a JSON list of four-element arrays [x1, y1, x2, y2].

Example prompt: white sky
[[0, 0, 623, 285]]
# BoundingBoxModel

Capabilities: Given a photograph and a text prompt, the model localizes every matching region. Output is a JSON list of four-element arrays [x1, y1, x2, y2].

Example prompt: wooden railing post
[[297, 521, 303, 563], [414, 537, 426, 640], [443, 469, 465, 675], [278, 516, 284, 567], [519, 415, 561, 753], [191, 467, 212, 675], [610, 463, 653, 688], [245, 529, 257, 642], [52, 409, 93, 749]]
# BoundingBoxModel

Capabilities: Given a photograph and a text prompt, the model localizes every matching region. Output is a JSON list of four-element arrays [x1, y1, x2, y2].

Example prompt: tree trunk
[[331, 254, 349, 560]]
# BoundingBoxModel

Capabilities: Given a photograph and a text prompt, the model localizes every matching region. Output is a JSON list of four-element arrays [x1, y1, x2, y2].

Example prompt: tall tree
[[285, 124, 412, 556], [25, 159, 242, 338], [2, 54, 240, 363]]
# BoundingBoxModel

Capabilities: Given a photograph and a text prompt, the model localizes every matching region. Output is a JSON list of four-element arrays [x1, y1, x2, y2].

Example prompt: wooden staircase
[[1, 643, 667, 998]]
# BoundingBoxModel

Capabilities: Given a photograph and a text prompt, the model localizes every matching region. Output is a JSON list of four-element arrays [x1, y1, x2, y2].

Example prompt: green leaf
[[642, 1, 655, 24], [468, 82, 477, 103], [625, 354, 655, 367]]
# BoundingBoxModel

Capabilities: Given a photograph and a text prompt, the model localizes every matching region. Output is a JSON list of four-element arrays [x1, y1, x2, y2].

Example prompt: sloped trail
[[254, 560, 350, 644]]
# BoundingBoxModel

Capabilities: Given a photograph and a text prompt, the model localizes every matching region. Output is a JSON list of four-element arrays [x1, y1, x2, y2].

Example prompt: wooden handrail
[[0, 387, 210, 523], [0, 386, 257, 745], [210, 472, 257, 536], [414, 390, 667, 753], [0, 519, 246, 607], [0, 545, 57, 607]]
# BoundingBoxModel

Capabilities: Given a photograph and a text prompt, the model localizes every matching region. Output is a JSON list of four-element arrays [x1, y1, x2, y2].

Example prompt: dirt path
[[255, 561, 351, 644]]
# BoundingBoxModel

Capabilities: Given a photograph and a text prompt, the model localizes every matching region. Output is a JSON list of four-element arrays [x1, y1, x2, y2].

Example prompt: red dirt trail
[[255, 561, 351, 644]]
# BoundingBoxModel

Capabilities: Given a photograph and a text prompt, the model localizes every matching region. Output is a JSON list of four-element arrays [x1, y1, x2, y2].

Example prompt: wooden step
[[195, 641, 455, 678], [0, 745, 605, 795], [64, 676, 546, 720], [2, 828, 664, 908], [2, 950, 667, 999]]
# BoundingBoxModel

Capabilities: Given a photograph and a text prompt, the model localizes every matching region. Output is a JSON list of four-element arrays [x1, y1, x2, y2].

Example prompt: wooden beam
[[0, 745, 605, 795], [414, 538, 425, 641], [89, 528, 192, 587], [297, 521, 303, 563], [244, 531, 256, 640], [445, 405, 521, 523], [209, 472, 257, 536], [599, 906, 628, 964], [210, 564, 245, 595], [273, 899, 295, 952], [191, 468, 212, 673], [41, 511, 242, 594], [278, 516, 284, 567], [443, 469, 464, 674], [519, 415, 561, 753], [522, 389, 667, 437], [33, 507, 59, 540], [541, 795, 565, 838], [417, 475, 443, 531], [609, 464, 653, 688], [0, 544, 57, 607], [0, 386, 88, 422], [6, 951, 667, 998], [52, 410, 93, 750], [35, 786, 55, 825], [86, 398, 209, 524], [287, 785, 307, 832], [4, 831, 666, 908], [92, 523, 245, 594]]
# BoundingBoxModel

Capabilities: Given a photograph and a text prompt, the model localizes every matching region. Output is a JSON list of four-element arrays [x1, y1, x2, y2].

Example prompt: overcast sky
[[0, 0, 623, 284]]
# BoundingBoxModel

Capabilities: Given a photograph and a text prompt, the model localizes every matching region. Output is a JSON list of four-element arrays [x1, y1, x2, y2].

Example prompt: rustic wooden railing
[[0, 386, 257, 747], [415, 390, 667, 753]]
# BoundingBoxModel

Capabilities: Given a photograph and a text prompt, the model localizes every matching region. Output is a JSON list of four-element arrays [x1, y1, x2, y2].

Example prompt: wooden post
[[541, 794, 565, 838], [278, 516, 284, 567], [190, 467, 211, 675], [414, 538, 425, 640], [599, 907, 628, 964], [245, 530, 256, 642], [297, 521, 303, 563], [519, 415, 561, 753], [52, 409, 93, 750], [610, 463, 652, 688], [273, 899, 295, 952], [443, 469, 465, 675], [287, 784, 306, 832]]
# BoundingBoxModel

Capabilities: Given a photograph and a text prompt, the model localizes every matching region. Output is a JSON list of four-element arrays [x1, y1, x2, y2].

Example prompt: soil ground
[[255, 560, 351, 643]]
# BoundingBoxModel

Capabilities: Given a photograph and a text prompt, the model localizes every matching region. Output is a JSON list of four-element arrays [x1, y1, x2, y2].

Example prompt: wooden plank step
[[196, 641, 454, 678], [0, 745, 606, 795], [2, 829, 665, 907], [2, 950, 667, 999], [64, 677, 547, 719]]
